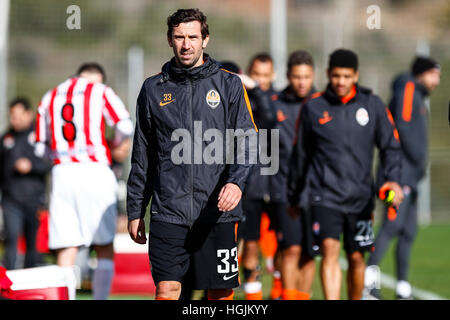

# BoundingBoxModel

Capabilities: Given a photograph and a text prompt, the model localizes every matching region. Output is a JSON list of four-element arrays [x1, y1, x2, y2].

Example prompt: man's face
[[287, 64, 315, 98], [10, 104, 33, 132], [417, 68, 440, 93], [248, 60, 274, 92], [168, 21, 209, 69], [328, 67, 359, 97]]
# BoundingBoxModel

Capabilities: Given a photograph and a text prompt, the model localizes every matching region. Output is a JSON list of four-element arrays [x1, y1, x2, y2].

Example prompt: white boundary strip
[[337, 257, 447, 300]]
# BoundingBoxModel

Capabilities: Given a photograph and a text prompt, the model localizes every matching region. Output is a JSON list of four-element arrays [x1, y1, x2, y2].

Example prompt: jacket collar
[[161, 53, 220, 84], [323, 83, 371, 105], [279, 86, 316, 104]]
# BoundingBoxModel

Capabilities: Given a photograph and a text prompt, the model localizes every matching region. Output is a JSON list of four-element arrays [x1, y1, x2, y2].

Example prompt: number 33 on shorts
[[217, 247, 239, 280]]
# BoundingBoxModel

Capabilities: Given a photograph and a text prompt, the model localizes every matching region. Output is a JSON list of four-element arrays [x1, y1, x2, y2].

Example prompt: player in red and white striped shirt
[[35, 63, 133, 300]]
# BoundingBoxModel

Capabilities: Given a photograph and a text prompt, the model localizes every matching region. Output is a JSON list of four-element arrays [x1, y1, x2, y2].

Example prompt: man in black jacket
[[365, 56, 440, 300], [271, 51, 318, 300], [236, 53, 278, 300], [127, 9, 257, 300], [288, 49, 403, 300], [0, 98, 52, 269]]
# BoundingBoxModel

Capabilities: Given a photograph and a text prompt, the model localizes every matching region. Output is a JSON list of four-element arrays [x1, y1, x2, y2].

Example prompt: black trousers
[[368, 188, 418, 281], [2, 198, 41, 270]]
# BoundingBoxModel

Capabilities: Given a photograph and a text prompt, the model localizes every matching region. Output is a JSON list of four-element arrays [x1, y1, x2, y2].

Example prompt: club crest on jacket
[[206, 89, 220, 108]]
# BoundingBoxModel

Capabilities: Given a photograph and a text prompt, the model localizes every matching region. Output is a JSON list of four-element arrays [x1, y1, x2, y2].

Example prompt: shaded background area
[[6, 0, 450, 222]]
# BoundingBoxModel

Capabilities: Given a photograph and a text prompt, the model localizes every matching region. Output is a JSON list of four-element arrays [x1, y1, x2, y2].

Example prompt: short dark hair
[[77, 62, 106, 82], [9, 97, 31, 111], [167, 8, 209, 40], [411, 56, 440, 76], [328, 49, 358, 71], [247, 52, 273, 73], [287, 50, 314, 73]]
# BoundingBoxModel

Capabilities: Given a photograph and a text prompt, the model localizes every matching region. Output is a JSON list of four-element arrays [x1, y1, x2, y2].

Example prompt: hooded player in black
[[365, 56, 440, 300]]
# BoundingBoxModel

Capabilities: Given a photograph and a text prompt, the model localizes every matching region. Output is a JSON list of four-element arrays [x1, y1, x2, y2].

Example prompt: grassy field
[[81, 223, 450, 300], [3, 223, 449, 300]]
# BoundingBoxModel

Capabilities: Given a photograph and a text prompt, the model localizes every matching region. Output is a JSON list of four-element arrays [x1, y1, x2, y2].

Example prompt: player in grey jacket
[[366, 56, 441, 300]]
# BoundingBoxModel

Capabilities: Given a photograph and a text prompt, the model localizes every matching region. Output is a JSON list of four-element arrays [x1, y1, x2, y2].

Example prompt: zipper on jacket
[[188, 79, 194, 228]]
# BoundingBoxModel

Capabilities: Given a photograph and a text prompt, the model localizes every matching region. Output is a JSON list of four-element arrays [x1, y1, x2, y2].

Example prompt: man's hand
[[218, 183, 242, 212], [111, 138, 131, 163], [288, 205, 301, 218], [380, 181, 404, 208], [15, 158, 32, 175], [128, 218, 147, 244]]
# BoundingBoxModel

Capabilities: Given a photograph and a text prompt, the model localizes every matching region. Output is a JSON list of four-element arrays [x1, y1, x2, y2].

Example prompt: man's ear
[[167, 36, 173, 48], [354, 70, 360, 83], [202, 35, 210, 49], [271, 72, 277, 82]]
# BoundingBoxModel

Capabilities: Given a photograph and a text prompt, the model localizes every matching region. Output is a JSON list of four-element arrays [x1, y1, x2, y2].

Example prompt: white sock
[[396, 280, 412, 298], [61, 266, 77, 300], [244, 281, 262, 294], [364, 265, 380, 289], [92, 258, 114, 300]]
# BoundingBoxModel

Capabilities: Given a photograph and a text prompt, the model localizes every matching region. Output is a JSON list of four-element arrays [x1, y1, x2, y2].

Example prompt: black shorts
[[149, 220, 239, 290], [240, 200, 280, 241], [311, 204, 374, 254]]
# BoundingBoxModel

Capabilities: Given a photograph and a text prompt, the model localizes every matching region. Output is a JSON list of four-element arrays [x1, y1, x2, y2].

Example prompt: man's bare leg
[[320, 238, 341, 300], [347, 250, 365, 300], [156, 281, 182, 300], [297, 255, 316, 299], [280, 245, 301, 299]]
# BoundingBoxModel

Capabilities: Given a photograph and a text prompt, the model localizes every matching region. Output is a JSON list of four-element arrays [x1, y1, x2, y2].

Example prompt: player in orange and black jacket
[[366, 56, 440, 300], [267, 51, 318, 301], [288, 49, 403, 300]]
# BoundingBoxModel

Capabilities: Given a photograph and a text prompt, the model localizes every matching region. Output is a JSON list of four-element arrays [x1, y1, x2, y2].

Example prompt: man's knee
[[282, 245, 301, 260], [321, 238, 340, 260], [93, 243, 114, 260], [156, 281, 181, 299], [208, 288, 234, 300], [347, 251, 365, 269]]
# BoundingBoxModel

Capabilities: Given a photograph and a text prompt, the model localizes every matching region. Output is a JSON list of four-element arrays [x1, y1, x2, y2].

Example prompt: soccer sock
[[61, 266, 77, 300], [396, 280, 412, 298], [270, 271, 282, 299], [364, 265, 380, 289], [92, 258, 114, 300], [296, 291, 311, 300], [282, 288, 298, 300], [207, 290, 234, 300], [244, 281, 263, 300]]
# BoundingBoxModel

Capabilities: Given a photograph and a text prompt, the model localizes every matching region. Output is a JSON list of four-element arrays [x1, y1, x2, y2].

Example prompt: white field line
[[337, 257, 447, 300]]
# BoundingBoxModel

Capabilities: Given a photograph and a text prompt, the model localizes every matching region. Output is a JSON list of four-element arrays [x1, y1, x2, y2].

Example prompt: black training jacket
[[127, 54, 257, 227], [288, 84, 401, 214], [268, 87, 316, 203], [0, 124, 52, 205], [377, 73, 428, 191], [242, 86, 278, 201]]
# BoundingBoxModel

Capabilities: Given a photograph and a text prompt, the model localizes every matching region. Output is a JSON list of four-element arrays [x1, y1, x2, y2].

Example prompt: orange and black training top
[[381, 72, 429, 191], [288, 83, 402, 215]]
